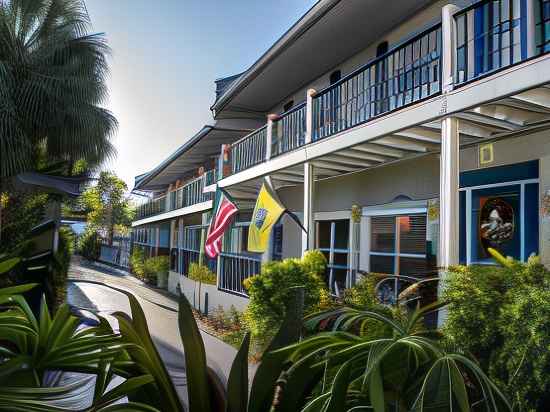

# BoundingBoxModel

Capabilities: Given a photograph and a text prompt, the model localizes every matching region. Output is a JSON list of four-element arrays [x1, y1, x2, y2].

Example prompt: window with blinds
[[369, 214, 431, 276]]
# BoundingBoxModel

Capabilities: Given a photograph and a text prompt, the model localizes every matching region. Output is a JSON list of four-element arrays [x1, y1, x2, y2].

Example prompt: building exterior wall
[[277, 130, 550, 262], [179, 273, 249, 314]]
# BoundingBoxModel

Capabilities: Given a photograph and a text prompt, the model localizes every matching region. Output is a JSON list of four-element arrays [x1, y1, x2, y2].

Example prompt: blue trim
[[460, 160, 539, 188], [521, 0, 528, 60], [474, 4, 485, 76]]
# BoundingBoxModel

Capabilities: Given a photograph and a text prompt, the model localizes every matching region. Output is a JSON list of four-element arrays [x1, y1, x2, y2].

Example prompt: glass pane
[[317, 221, 332, 249], [399, 257, 434, 276], [371, 216, 396, 252], [471, 186, 521, 262], [370, 254, 394, 274], [399, 214, 427, 254], [333, 220, 350, 250], [333, 252, 349, 268], [332, 268, 348, 294]]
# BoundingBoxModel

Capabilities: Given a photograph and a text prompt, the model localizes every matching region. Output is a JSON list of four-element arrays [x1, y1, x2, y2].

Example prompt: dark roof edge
[[210, 0, 341, 115]]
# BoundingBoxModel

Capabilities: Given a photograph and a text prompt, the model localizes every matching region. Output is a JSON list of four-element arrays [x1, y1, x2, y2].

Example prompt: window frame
[[460, 177, 539, 264], [363, 201, 428, 275], [314, 211, 352, 295]]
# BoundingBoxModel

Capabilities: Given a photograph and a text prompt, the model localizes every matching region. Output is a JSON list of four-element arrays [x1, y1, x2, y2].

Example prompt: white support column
[[439, 4, 461, 326], [266, 114, 277, 160], [219, 144, 228, 180], [302, 162, 315, 256], [439, 117, 460, 269], [305, 89, 316, 144]]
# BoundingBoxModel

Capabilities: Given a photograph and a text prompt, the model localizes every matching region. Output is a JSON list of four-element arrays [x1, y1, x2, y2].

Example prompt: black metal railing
[[135, 172, 214, 220], [312, 24, 442, 141], [454, 0, 550, 86], [180, 249, 201, 276], [272, 103, 307, 157], [218, 252, 261, 296], [231, 126, 267, 174]]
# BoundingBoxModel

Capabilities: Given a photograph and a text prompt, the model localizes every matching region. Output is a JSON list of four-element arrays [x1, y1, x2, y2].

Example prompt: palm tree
[[0, 0, 117, 179]]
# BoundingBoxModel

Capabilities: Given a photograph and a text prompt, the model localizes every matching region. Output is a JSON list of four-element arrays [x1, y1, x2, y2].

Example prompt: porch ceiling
[[223, 84, 550, 202], [134, 125, 250, 192]]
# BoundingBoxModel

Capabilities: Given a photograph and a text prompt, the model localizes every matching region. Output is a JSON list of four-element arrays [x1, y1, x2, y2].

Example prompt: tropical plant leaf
[[369, 365, 385, 412], [227, 332, 250, 412], [0, 257, 20, 274], [93, 374, 155, 409], [248, 286, 305, 412], [107, 285, 183, 411], [177, 291, 211, 412]]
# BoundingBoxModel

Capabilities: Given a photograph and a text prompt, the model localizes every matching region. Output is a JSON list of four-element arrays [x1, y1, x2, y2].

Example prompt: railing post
[[441, 4, 459, 93], [266, 114, 277, 160], [305, 88, 316, 144]]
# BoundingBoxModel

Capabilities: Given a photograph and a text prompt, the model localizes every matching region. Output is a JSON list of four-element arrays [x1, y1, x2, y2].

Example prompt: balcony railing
[[231, 126, 267, 174], [135, 172, 214, 220], [454, 0, 550, 86], [218, 252, 261, 296], [313, 24, 442, 141], [271, 103, 307, 157], [136, 195, 166, 219]]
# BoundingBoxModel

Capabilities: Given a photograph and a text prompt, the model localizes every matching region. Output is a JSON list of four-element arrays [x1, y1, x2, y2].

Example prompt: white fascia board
[[446, 53, 550, 114], [217, 149, 308, 187], [304, 96, 444, 160], [203, 183, 216, 193], [362, 200, 428, 216], [132, 200, 212, 227]]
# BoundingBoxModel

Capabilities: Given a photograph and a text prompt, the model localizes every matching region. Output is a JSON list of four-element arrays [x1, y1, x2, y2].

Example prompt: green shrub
[[77, 229, 100, 260], [443, 256, 550, 411], [129, 247, 145, 278], [142, 255, 169, 284], [188, 263, 216, 285], [243, 250, 327, 342]]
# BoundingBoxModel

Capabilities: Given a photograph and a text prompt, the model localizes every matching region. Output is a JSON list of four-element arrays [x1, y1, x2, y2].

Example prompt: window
[[369, 214, 432, 276], [223, 222, 251, 254], [329, 70, 341, 85], [316, 219, 350, 295], [283, 100, 294, 112], [271, 223, 283, 261]]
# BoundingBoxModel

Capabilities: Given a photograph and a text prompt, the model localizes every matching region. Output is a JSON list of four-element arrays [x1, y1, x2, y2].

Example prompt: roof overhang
[[133, 125, 251, 191], [211, 0, 438, 119], [14, 173, 88, 197]]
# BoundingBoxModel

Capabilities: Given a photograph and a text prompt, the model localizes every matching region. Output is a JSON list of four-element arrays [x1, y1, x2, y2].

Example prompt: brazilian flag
[[248, 182, 286, 253]]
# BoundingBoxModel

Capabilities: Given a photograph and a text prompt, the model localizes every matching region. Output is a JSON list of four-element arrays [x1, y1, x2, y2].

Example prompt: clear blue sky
[[85, 0, 317, 189]]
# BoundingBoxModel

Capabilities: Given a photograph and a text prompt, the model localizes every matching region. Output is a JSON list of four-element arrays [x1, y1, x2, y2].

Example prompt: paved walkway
[[68, 257, 179, 311], [67, 257, 244, 387]]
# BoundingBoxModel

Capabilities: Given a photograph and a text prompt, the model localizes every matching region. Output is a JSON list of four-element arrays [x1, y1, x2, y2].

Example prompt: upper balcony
[[133, 170, 215, 225], [217, 0, 550, 189]]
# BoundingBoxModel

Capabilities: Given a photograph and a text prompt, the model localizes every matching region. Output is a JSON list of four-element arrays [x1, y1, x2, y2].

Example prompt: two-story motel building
[[131, 0, 550, 313]]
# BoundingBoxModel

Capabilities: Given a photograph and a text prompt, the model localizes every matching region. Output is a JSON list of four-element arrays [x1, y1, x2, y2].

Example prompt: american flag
[[205, 190, 238, 258]]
